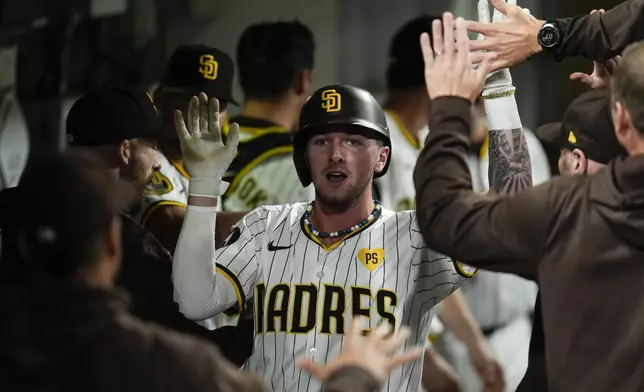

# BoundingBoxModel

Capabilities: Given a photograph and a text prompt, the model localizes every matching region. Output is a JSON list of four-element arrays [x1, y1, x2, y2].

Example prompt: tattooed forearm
[[488, 128, 532, 195]]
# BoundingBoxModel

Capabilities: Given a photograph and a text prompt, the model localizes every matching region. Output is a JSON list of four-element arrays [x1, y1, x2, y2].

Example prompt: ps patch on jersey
[[144, 172, 173, 195], [357, 247, 385, 271]]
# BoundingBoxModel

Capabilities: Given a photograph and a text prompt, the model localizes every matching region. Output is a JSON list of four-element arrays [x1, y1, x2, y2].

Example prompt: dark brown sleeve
[[555, 0, 644, 61], [323, 367, 380, 392], [413, 97, 564, 278], [197, 343, 267, 392]]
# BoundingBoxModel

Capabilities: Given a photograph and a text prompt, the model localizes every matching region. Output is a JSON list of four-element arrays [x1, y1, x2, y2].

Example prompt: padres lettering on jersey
[[222, 116, 314, 212], [186, 203, 476, 392]]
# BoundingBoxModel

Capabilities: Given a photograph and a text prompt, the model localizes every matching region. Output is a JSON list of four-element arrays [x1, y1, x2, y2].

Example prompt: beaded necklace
[[303, 200, 382, 238]]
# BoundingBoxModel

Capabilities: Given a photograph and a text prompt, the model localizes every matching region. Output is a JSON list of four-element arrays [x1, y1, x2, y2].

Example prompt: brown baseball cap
[[536, 89, 627, 164]]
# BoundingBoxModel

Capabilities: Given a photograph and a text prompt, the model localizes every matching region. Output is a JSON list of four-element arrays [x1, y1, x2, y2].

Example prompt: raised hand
[[421, 12, 492, 103], [297, 317, 422, 384], [467, 0, 544, 72], [478, 0, 515, 96], [174, 93, 240, 180], [569, 9, 621, 89]]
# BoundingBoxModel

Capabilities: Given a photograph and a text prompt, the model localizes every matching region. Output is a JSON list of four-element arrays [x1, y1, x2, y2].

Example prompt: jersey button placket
[[307, 253, 328, 353]]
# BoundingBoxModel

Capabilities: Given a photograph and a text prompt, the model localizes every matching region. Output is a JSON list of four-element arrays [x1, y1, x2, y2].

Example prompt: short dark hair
[[236, 20, 315, 100], [9, 151, 134, 282], [386, 15, 440, 91], [611, 42, 644, 133]]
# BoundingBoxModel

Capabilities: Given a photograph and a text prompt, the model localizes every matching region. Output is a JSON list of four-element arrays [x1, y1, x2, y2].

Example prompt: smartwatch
[[537, 21, 561, 51]]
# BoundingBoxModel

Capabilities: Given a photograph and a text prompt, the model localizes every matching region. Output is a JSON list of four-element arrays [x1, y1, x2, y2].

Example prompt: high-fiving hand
[[467, 0, 544, 72], [174, 93, 240, 181], [421, 13, 493, 103], [478, 0, 514, 94]]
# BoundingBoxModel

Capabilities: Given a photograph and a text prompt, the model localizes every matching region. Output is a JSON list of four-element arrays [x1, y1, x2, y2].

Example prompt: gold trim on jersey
[[228, 145, 294, 193], [216, 264, 245, 313], [453, 260, 478, 278], [479, 134, 489, 160], [301, 211, 381, 252], [385, 109, 420, 150], [141, 200, 187, 227], [170, 160, 190, 179]]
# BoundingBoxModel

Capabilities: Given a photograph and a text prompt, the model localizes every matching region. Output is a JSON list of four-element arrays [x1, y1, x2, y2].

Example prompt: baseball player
[[221, 21, 316, 212], [380, 15, 503, 392], [136, 45, 239, 254], [171, 86, 479, 392]]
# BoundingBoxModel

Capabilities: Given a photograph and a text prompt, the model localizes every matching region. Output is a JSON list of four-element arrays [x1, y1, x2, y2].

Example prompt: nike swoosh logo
[[268, 241, 292, 251]]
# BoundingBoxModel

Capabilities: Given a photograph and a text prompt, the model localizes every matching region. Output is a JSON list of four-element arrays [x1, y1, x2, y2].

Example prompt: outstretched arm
[[414, 13, 563, 278], [172, 93, 254, 320], [477, 0, 532, 196], [467, 0, 644, 71]]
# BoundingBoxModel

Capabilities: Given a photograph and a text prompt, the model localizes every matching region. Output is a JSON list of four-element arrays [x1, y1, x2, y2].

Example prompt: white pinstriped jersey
[[212, 203, 476, 392], [376, 111, 444, 340], [222, 116, 315, 212]]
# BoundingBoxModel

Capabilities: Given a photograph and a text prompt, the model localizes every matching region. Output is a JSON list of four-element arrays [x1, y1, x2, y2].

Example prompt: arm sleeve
[[556, 0, 644, 61], [173, 205, 265, 321], [413, 97, 576, 278]]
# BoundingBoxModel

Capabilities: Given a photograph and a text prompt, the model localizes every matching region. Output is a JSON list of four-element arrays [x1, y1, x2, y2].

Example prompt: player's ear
[[571, 148, 587, 175], [374, 145, 390, 174], [117, 139, 132, 165]]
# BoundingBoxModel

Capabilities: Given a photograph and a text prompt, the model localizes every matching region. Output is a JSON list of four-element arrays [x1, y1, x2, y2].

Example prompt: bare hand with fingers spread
[[467, 0, 545, 72], [421, 13, 492, 103], [297, 317, 423, 385], [569, 9, 622, 90]]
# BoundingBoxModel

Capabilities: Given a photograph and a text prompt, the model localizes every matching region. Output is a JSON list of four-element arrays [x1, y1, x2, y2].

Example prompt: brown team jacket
[[413, 97, 644, 392], [0, 285, 379, 392], [556, 0, 644, 61]]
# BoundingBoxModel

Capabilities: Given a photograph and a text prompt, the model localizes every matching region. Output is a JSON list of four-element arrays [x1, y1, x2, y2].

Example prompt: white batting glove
[[477, 0, 531, 97], [174, 92, 240, 198]]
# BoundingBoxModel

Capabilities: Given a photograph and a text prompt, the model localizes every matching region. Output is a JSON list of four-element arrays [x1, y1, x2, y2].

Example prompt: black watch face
[[539, 24, 560, 49]]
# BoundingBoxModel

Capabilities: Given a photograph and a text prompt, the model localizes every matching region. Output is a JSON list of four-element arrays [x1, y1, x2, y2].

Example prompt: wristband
[[482, 89, 516, 100], [188, 177, 229, 198]]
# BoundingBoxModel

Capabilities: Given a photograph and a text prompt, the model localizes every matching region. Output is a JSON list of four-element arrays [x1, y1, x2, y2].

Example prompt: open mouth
[[325, 171, 348, 184]]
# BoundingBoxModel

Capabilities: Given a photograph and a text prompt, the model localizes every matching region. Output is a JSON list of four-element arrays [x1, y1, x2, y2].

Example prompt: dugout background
[[0, 0, 625, 180]]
